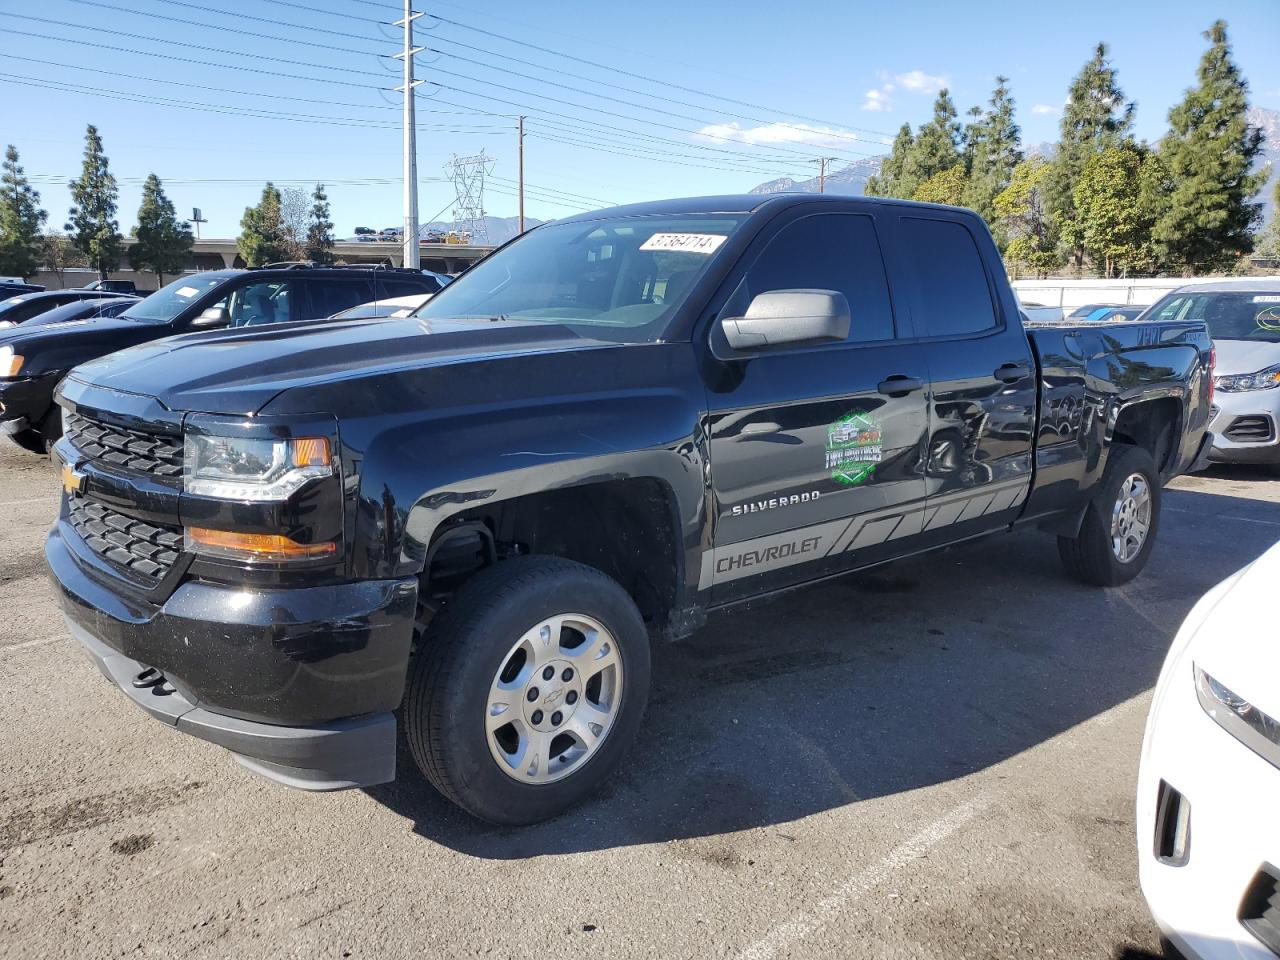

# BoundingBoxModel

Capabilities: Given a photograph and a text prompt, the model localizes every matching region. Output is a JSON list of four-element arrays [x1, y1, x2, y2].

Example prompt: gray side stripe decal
[[701, 479, 1030, 589]]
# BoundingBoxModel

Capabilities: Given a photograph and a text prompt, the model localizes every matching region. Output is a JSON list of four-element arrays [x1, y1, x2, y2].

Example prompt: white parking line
[[737, 795, 992, 960], [4, 634, 67, 651], [1165, 506, 1280, 526], [0, 497, 53, 507]]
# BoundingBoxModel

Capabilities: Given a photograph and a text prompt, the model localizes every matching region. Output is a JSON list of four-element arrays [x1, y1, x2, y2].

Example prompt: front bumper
[[1138, 644, 1280, 958], [0, 373, 58, 427], [1208, 391, 1280, 465], [47, 525, 418, 790]]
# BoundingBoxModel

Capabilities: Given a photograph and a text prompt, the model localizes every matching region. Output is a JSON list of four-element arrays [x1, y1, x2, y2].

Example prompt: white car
[[1138, 541, 1280, 959], [1138, 280, 1280, 475], [328, 293, 433, 321]]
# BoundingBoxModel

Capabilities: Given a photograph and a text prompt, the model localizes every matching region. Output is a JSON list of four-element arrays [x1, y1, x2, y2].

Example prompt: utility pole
[[816, 156, 837, 194], [394, 1, 423, 269], [517, 116, 526, 235]]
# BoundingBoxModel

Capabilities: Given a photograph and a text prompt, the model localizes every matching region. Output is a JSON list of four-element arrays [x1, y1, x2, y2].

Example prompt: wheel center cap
[[522, 658, 582, 731]]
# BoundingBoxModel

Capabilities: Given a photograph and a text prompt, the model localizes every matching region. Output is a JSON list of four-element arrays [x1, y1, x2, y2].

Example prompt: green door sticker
[[826, 412, 883, 486]]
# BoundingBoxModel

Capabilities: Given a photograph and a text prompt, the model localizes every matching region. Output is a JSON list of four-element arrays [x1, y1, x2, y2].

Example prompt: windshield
[[1141, 290, 1280, 343], [414, 215, 746, 342], [120, 274, 227, 323]]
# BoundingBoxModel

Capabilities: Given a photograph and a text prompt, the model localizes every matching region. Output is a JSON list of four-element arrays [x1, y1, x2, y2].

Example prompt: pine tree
[[237, 182, 288, 267], [995, 157, 1062, 278], [1255, 178, 1280, 261], [963, 77, 1024, 234], [304, 183, 335, 264], [911, 90, 963, 183], [865, 123, 916, 199], [1048, 44, 1135, 272], [1154, 20, 1266, 275], [65, 124, 122, 280], [129, 174, 193, 288], [0, 145, 48, 279]]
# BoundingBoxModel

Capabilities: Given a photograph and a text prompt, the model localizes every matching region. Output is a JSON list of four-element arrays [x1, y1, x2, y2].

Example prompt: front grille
[[1239, 864, 1280, 955], [1223, 415, 1276, 443], [67, 497, 182, 583], [64, 413, 183, 479]]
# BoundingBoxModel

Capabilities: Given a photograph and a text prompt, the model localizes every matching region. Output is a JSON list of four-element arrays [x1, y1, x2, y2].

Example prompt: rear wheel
[[1058, 443, 1160, 586], [404, 555, 651, 825]]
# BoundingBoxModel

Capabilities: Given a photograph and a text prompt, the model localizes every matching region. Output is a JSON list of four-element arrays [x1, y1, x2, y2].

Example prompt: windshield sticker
[[1257, 306, 1280, 332], [826, 412, 883, 486], [175, 285, 200, 298], [639, 233, 727, 254], [1252, 295, 1280, 303]]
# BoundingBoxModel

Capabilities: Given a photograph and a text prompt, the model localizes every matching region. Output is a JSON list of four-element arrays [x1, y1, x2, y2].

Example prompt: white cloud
[[695, 121, 859, 149], [861, 89, 893, 112], [1031, 103, 1059, 115], [895, 70, 948, 94]]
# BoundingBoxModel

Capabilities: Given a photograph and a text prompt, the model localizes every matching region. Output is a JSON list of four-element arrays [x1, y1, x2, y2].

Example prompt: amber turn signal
[[185, 526, 337, 561], [291, 437, 332, 468]]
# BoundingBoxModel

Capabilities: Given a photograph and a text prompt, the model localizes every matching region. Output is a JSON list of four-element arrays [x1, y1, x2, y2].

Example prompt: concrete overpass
[[36, 237, 496, 292]]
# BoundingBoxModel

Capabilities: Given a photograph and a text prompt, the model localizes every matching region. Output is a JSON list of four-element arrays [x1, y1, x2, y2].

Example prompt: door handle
[[734, 421, 782, 439], [877, 375, 923, 397], [994, 362, 1031, 383]]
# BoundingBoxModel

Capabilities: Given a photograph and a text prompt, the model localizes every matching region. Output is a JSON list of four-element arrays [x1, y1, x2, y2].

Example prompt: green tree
[[1073, 144, 1163, 278], [911, 89, 963, 184], [1048, 43, 1135, 272], [995, 157, 1062, 278], [913, 164, 968, 206], [963, 77, 1024, 235], [129, 174, 193, 288], [65, 124, 122, 280], [237, 182, 288, 267], [0, 145, 47, 279], [865, 123, 916, 199], [1153, 20, 1266, 275], [1255, 178, 1280, 261], [304, 183, 335, 264]]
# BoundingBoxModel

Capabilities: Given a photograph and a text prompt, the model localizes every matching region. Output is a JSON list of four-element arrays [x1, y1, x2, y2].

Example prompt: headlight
[[1195, 665, 1280, 770], [1214, 365, 1280, 393], [0, 345, 23, 377], [184, 432, 335, 501]]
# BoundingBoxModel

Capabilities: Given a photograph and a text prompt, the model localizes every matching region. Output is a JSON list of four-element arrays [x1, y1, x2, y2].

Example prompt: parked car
[[0, 266, 441, 454], [0, 296, 138, 331], [0, 279, 44, 296], [330, 293, 434, 321], [1066, 302, 1133, 322], [82, 279, 140, 295], [0, 289, 135, 326], [1138, 540, 1280, 960], [46, 194, 1212, 824], [1018, 300, 1065, 322], [1139, 279, 1280, 474]]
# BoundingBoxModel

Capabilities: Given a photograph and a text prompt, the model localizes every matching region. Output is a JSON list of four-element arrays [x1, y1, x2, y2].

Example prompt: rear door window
[[304, 278, 376, 319], [898, 217, 999, 337]]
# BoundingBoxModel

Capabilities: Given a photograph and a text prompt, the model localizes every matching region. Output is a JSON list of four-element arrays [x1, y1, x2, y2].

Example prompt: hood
[[67, 316, 615, 416], [0, 313, 141, 343], [1211, 338, 1280, 375], [1188, 541, 1280, 721]]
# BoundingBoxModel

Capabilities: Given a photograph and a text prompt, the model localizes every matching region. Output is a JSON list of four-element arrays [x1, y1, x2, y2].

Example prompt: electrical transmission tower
[[447, 152, 494, 244]]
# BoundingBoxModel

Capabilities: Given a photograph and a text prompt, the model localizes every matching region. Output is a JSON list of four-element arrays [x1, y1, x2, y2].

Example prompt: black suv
[[0, 266, 440, 454]]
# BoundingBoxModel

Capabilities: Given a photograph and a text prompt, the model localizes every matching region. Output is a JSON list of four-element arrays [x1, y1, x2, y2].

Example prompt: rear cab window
[[897, 217, 999, 338]]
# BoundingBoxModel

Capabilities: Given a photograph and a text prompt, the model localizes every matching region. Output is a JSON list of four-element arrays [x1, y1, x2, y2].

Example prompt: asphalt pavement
[[2, 440, 1277, 959]]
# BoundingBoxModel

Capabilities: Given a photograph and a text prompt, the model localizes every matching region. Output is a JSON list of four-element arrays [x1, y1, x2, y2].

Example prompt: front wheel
[[1057, 443, 1161, 586], [404, 555, 651, 825]]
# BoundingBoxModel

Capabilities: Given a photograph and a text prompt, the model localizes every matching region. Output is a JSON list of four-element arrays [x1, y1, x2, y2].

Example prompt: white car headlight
[[1214, 364, 1280, 393], [0, 345, 22, 377], [1195, 665, 1280, 769], [184, 432, 335, 501]]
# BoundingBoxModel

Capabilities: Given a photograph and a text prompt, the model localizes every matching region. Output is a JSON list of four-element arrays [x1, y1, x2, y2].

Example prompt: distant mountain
[[750, 156, 885, 196], [1247, 106, 1279, 224]]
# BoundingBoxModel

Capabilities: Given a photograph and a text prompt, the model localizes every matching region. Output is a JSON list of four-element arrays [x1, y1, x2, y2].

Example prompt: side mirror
[[190, 306, 229, 330], [719, 289, 850, 351]]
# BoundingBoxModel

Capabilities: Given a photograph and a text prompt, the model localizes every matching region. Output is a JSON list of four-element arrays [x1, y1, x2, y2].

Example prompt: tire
[[404, 555, 651, 825], [1058, 443, 1161, 586]]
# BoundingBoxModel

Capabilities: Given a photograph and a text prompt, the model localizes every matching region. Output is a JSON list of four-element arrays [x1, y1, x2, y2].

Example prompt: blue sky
[[2, 0, 1277, 238]]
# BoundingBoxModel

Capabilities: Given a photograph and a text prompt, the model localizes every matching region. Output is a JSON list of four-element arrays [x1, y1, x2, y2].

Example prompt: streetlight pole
[[395, 1, 423, 269], [517, 116, 526, 235]]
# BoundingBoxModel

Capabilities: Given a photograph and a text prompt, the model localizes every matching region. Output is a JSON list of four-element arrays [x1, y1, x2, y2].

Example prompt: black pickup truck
[[46, 195, 1213, 824]]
